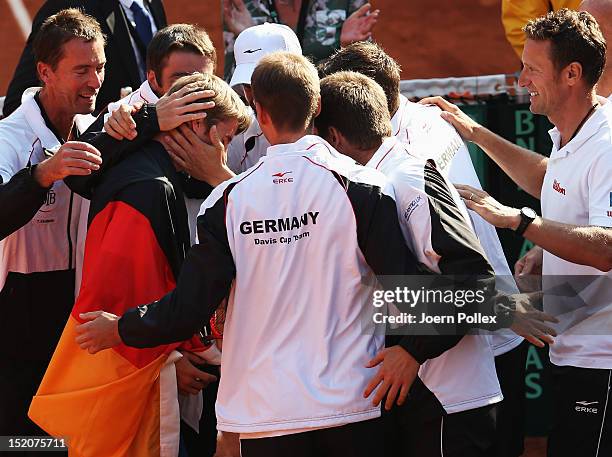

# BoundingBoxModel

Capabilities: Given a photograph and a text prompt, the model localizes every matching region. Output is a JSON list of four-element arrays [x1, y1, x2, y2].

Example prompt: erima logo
[[240, 211, 319, 234], [243, 48, 262, 54], [575, 401, 598, 414], [273, 171, 293, 184], [553, 179, 566, 195]]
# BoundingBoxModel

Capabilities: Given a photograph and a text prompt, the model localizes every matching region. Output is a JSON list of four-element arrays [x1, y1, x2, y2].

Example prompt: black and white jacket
[[118, 135, 421, 435], [367, 136, 503, 416], [0, 88, 93, 361]]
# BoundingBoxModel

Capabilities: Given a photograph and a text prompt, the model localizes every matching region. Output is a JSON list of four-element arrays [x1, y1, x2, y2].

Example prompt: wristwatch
[[515, 207, 537, 236]]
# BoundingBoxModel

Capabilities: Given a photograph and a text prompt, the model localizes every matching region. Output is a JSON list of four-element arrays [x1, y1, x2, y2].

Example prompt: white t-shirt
[[199, 135, 397, 435], [542, 103, 612, 369]]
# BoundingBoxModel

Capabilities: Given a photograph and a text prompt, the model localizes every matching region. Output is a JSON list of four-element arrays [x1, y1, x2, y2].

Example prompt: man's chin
[[528, 102, 543, 115], [75, 101, 97, 115]]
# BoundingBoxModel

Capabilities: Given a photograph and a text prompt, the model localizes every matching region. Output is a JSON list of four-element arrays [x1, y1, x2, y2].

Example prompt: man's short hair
[[147, 24, 217, 82], [167, 73, 250, 134], [316, 71, 391, 151], [318, 42, 401, 116], [524, 9, 606, 87], [33, 8, 105, 70], [251, 51, 320, 132]]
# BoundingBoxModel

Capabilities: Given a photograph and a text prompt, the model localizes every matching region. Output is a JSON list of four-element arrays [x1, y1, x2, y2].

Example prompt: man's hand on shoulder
[[33, 141, 102, 188], [419, 96, 484, 143], [455, 184, 522, 229]]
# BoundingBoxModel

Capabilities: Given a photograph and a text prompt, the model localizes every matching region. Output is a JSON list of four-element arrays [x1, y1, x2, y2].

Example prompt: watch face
[[522, 207, 537, 219]]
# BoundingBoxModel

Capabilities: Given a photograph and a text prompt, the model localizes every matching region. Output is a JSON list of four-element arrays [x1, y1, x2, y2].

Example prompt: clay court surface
[[1, 0, 522, 93], [0, 1, 544, 455]]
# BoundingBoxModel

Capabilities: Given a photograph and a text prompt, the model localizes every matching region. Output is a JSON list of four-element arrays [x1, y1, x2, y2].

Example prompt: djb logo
[[45, 190, 56, 206], [38, 189, 57, 213]]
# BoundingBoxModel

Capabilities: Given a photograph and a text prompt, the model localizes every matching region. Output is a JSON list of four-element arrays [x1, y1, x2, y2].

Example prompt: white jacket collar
[[365, 136, 402, 169], [265, 135, 337, 158], [21, 88, 62, 151], [137, 80, 159, 104]]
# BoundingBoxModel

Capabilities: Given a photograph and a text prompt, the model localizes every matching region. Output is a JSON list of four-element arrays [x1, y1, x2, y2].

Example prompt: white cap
[[230, 23, 302, 88]]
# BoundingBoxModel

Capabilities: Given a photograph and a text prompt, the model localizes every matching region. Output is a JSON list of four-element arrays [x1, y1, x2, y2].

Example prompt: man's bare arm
[[420, 96, 548, 199], [456, 184, 612, 272], [522, 219, 612, 272]]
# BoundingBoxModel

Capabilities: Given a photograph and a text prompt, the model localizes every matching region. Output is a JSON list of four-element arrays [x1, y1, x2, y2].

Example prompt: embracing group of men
[[0, 2, 611, 457]]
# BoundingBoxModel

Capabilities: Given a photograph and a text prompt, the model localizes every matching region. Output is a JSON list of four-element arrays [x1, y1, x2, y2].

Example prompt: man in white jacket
[[0, 8, 104, 437]]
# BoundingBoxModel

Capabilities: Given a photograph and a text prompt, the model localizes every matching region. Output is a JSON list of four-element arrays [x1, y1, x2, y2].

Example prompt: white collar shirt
[[105, 80, 159, 122], [542, 103, 612, 369]]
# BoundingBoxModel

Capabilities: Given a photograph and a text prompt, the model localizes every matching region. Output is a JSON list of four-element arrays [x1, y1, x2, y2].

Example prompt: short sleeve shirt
[[542, 102, 612, 369]]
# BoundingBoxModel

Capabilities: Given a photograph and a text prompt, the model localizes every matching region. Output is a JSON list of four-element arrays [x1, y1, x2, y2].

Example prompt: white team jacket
[[392, 94, 523, 356], [0, 88, 94, 292], [118, 135, 422, 435], [367, 136, 503, 414]]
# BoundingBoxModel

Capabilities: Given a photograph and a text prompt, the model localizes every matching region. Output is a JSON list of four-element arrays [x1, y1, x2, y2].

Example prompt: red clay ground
[[0, 1, 540, 455], [1, 0, 521, 93]]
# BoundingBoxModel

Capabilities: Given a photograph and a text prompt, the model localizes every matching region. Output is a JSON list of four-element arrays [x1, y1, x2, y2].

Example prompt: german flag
[[29, 144, 206, 456]]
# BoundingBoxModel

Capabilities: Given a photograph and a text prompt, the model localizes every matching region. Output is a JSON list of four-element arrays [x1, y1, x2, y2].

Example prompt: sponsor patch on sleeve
[[403, 195, 424, 221]]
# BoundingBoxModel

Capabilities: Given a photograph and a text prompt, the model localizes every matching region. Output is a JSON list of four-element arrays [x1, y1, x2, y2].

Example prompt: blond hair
[[168, 73, 251, 134]]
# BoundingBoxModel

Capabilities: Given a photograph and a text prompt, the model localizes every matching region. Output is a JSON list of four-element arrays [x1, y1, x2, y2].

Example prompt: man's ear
[[327, 126, 343, 149], [565, 62, 583, 87], [191, 118, 208, 137], [37, 62, 52, 87], [255, 101, 270, 127], [243, 85, 254, 105], [314, 96, 322, 118], [147, 70, 162, 95]]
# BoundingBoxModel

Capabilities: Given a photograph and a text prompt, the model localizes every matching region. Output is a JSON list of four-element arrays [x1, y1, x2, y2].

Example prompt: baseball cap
[[230, 23, 302, 88]]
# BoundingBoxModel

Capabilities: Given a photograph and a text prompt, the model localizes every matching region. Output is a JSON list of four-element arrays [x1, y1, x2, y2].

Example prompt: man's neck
[[550, 90, 599, 148], [38, 89, 74, 141], [597, 71, 612, 99], [390, 95, 402, 119], [343, 140, 382, 166], [268, 129, 308, 146]]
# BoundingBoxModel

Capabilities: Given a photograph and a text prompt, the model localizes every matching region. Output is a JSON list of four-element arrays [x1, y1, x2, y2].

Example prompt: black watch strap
[[515, 207, 536, 237]]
